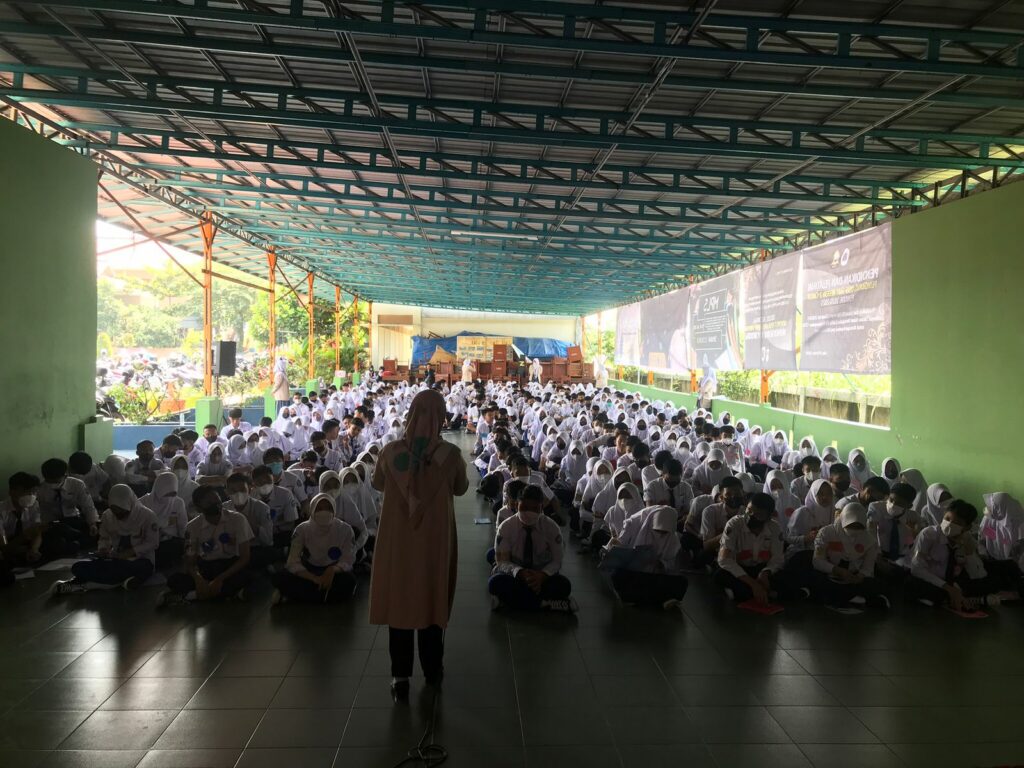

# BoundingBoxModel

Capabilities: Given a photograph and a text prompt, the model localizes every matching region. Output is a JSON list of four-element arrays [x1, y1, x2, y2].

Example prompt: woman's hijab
[[388, 388, 448, 525]]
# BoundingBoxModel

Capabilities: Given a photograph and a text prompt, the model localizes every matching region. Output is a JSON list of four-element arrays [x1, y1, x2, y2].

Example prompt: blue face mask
[[268, 461, 284, 475]]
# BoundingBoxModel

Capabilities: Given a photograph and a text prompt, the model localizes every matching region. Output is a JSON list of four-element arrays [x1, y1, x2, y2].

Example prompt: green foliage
[[107, 382, 166, 425], [582, 329, 615, 364], [96, 332, 114, 357]]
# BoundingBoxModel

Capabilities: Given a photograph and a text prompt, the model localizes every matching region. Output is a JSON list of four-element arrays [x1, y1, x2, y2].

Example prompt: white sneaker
[[49, 579, 84, 597], [270, 589, 283, 606], [155, 590, 187, 608], [963, 594, 1000, 610], [662, 598, 684, 612], [849, 596, 866, 605]]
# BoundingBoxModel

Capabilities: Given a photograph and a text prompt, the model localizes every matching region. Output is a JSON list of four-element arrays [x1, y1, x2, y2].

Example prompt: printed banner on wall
[[742, 250, 800, 371], [799, 225, 892, 374], [614, 223, 891, 374]]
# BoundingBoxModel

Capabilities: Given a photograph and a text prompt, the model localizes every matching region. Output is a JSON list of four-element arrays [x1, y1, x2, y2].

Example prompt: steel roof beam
[[6, 86, 1018, 171], [11, 4, 1024, 80]]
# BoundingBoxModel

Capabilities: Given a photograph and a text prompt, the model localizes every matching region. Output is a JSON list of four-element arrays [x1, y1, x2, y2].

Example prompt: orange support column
[[200, 212, 216, 396], [334, 286, 341, 372], [367, 301, 374, 370], [690, 369, 698, 393], [580, 315, 587, 358], [306, 273, 315, 381], [267, 248, 277, 365], [352, 294, 360, 375]]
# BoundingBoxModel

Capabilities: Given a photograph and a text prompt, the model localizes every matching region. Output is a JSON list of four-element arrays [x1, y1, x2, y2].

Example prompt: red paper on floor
[[737, 600, 784, 616]]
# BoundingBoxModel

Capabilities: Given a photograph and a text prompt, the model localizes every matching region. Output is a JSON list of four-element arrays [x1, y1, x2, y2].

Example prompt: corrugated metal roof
[[1, 0, 1022, 314]]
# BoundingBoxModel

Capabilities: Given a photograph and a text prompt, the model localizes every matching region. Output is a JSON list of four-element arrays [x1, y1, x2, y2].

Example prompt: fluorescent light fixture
[[450, 230, 539, 241]]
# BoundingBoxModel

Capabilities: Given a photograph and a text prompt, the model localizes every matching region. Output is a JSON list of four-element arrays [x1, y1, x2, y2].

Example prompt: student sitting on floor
[[698, 476, 746, 570], [489, 485, 577, 612], [271, 492, 356, 605], [124, 440, 165, 497], [250, 465, 299, 548], [714, 492, 802, 604], [138, 471, 188, 569], [157, 486, 253, 607], [68, 451, 108, 508], [691, 448, 732, 494], [906, 499, 998, 611], [789, 455, 823, 501], [37, 458, 98, 553], [827, 462, 858, 502], [196, 443, 232, 488], [866, 482, 919, 582], [488, 480, 527, 565], [977, 492, 1024, 599], [599, 481, 644, 551], [169, 456, 200, 519], [644, 458, 693, 525], [810, 503, 889, 611], [51, 484, 159, 595], [785, 478, 836, 584], [836, 475, 890, 513], [222, 472, 275, 570], [609, 505, 688, 611], [574, 459, 612, 537], [0, 472, 44, 566], [320, 470, 369, 556]]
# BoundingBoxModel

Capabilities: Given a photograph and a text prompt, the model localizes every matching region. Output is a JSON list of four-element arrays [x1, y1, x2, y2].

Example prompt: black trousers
[[272, 569, 355, 604], [156, 538, 185, 569], [807, 571, 886, 606], [167, 558, 252, 600], [904, 573, 999, 605], [611, 569, 688, 606], [389, 625, 444, 679], [981, 557, 1023, 594], [713, 564, 801, 602]]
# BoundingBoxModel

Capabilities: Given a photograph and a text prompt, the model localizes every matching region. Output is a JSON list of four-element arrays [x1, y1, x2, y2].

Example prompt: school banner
[[742, 250, 800, 371], [799, 224, 892, 374], [614, 223, 891, 374]]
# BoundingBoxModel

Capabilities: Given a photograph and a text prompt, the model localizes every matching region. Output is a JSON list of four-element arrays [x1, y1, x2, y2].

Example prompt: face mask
[[518, 509, 540, 526], [173, 468, 189, 483], [833, 480, 850, 493], [722, 418, 730, 425], [805, 470, 820, 481], [17, 494, 36, 508], [229, 491, 249, 507], [771, 489, 782, 499], [774, 439, 785, 448], [313, 509, 334, 526], [885, 501, 903, 518], [940, 519, 962, 538], [314, 444, 326, 454], [257, 437, 271, 450], [268, 461, 284, 475], [722, 437, 734, 445], [254, 483, 273, 498]]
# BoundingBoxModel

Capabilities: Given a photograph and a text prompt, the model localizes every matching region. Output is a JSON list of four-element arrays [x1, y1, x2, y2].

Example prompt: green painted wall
[[0, 119, 97, 480], [610, 178, 1024, 507]]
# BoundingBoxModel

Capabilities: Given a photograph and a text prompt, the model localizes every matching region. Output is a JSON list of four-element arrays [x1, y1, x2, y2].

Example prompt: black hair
[[663, 458, 683, 476], [68, 451, 93, 475], [262, 447, 285, 462], [801, 455, 822, 469], [162, 434, 183, 449], [226, 429, 243, 440], [136, 440, 155, 451], [41, 458, 68, 480], [890, 482, 917, 505], [631, 442, 650, 459], [950, 499, 978, 528], [203, 424, 218, 432], [863, 476, 890, 497], [228, 407, 243, 419], [828, 462, 850, 477], [350, 417, 365, 429], [508, 454, 531, 470], [259, 417, 273, 428], [9, 471, 40, 492], [226, 472, 251, 488], [652, 450, 673, 471], [504, 479, 527, 501], [180, 429, 199, 442], [749, 492, 775, 514], [192, 485, 220, 507], [310, 431, 326, 442], [719, 475, 743, 492], [520, 484, 544, 505], [300, 450, 319, 464], [252, 465, 273, 482], [322, 419, 340, 432]]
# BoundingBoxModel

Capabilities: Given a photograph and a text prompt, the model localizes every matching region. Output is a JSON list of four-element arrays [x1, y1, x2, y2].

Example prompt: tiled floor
[[3, 435, 1024, 768]]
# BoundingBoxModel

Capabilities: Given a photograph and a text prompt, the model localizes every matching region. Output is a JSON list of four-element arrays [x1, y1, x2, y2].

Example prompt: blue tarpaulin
[[411, 331, 570, 367]]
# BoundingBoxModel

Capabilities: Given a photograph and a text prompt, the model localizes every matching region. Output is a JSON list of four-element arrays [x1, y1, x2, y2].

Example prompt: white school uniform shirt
[[195, 435, 227, 457], [185, 509, 254, 561], [97, 504, 160, 565], [0, 499, 42, 538], [717, 515, 785, 577], [253, 486, 300, 531], [71, 465, 109, 504], [332, 491, 369, 551], [700, 502, 738, 541], [220, 421, 252, 439], [138, 492, 188, 541], [601, 487, 644, 539], [866, 500, 917, 566], [978, 492, 1024, 561], [312, 447, 344, 473], [184, 446, 204, 478], [618, 505, 659, 548], [275, 469, 308, 505], [224, 498, 273, 548], [786, 481, 835, 554], [910, 525, 987, 588], [37, 477, 98, 525], [287, 519, 355, 573], [644, 478, 694, 522], [493, 514, 564, 577], [813, 522, 878, 577]]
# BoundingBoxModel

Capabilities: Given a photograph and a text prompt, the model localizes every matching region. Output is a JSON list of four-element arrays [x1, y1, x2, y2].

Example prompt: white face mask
[[17, 494, 36, 508], [595, 473, 610, 488], [774, 438, 785, 448], [722, 437, 734, 445], [801, 446, 813, 457], [174, 469, 189, 483], [255, 483, 274, 497], [230, 491, 249, 507], [258, 437, 271, 449], [313, 509, 334, 526], [518, 509, 540, 526], [940, 519, 962, 538], [325, 487, 341, 499], [886, 500, 904, 519]]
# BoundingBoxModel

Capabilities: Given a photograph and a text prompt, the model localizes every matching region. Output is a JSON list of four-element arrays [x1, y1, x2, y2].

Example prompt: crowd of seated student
[[0, 383, 443, 602], [472, 380, 1021, 616]]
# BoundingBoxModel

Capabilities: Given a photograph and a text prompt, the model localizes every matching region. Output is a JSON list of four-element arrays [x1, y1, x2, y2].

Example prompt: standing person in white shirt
[[51, 484, 159, 595], [158, 486, 253, 606], [489, 486, 576, 612], [906, 500, 999, 611], [272, 493, 356, 605], [810, 503, 889, 610]]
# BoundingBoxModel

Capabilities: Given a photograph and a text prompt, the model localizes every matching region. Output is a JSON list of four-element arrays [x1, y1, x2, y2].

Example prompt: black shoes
[[390, 679, 410, 703]]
